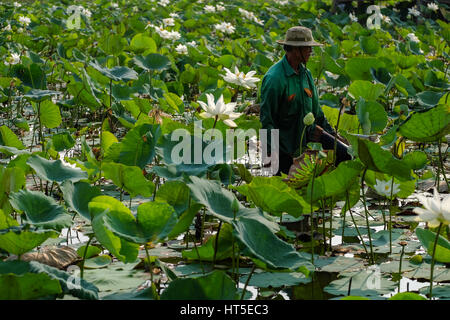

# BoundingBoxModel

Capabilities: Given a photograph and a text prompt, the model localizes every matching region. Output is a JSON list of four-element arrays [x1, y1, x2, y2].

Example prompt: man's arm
[[308, 71, 334, 135], [259, 74, 280, 151]]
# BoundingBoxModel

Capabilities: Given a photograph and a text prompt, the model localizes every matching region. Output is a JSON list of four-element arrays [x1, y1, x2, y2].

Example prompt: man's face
[[297, 46, 312, 63]]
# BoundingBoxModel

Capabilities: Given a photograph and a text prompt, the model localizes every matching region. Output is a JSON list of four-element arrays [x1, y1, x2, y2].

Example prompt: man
[[260, 26, 350, 175]]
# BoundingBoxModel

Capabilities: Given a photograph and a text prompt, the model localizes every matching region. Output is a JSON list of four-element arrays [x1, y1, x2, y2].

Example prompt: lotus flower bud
[[303, 112, 315, 126]]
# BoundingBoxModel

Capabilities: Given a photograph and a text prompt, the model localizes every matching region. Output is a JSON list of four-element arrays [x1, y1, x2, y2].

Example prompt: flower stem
[[310, 155, 318, 264], [346, 191, 369, 258], [429, 223, 443, 300], [240, 264, 256, 300], [80, 236, 93, 279], [213, 221, 222, 267], [299, 126, 307, 155], [361, 167, 375, 265], [389, 177, 395, 254]]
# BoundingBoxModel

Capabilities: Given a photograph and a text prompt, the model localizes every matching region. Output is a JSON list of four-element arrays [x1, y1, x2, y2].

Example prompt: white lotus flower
[[373, 179, 400, 198], [145, 22, 155, 30], [81, 7, 92, 18], [381, 15, 391, 24], [427, 3, 439, 12], [215, 22, 235, 34], [408, 7, 421, 17], [414, 188, 450, 228], [198, 94, 241, 127], [13, 2, 21, 7], [349, 13, 358, 22], [175, 44, 188, 55], [169, 13, 179, 18], [204, 5, 216, 13], [254, 17, 264, 26], [163, 17, 175, 26], [407, 33, 420, 43], [222, 66, 259, 89], [274, 0, 289, 5], [303, 112, 315, 126], [216, 4, 225, 12], [132, 6, 139, 13], [18, 16, 31, 26], [5, 53, 20, 65], [186, 40, 197, 47], [3, 24, 11, 31], [160, 0, 170, 7], [110, 3, 119, 8]]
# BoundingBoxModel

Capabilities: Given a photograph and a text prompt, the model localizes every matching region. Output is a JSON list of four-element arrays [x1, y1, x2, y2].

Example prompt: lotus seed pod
[[303, 112, 315, 126]]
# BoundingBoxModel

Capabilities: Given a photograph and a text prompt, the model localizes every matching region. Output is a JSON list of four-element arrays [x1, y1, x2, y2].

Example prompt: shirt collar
[[282, 55, 306, 77]]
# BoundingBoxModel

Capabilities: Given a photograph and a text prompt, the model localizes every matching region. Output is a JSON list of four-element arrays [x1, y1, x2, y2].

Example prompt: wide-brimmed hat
[[276, 26, 323, 47]]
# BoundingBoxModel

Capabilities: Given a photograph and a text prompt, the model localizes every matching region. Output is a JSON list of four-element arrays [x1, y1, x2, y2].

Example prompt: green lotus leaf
[[89, 61, 138, 82], [0, 272, 62, 300], [9, 190, 71, 230], [103, 199, 177, 244], [88, 196, 139, 263], [182, 223, 234, 261], [356, 99, 388, 134], [101, 131, 118, 155], [416, 228, 450, 263], [388, 292, 427, 300], [345, 135, 412, 180], [0, 166, 26, 215], [23, 89, 58, 102], [11, 64, 46, 89], [307, 160, 363, 203], [0, 227, 59, 255], [77, 245, 102, 259], [102, 162, 154, 198], [161, 270, 238, 300], [232, 217, 313, 273], [84, 255, 112, 269], [40, 100, 62, 129], [239, 271, 311, 288], [0, 125, 25, 150], [322, 106, 360, 134], [155, 180, 190, 215], [416, 91, 445, 108], [234, 176, 311, 217], [104, 124, 160, 169], [348, 80, 385, 101], [398, 104, 450, 142], [129, 33, 157, 53], [27, 154, 88, 183], [345, 57, 383, 80], [133, 53, 171, 72], [82, 261, 147, 296], [51, 132, 75, 152], [402, 150, 428, 170], [0, 209, 19, 229], [60, 180, 102, 220], [324, 270, 397, 297], [167, 203, 203, 240]]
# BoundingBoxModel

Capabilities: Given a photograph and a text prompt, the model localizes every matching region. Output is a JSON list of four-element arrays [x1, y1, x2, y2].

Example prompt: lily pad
[[324, 269, 397, 297], [161, 270, 238, 300]]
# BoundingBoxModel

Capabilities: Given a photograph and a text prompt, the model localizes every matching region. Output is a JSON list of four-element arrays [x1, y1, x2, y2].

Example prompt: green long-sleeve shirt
[[260, 55, 334, 156]]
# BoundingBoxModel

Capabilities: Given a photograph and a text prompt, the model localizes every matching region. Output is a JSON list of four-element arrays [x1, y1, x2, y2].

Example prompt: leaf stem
[[80, 236, 93, 279], [240, 264, 256, 300], [361, 167, 375, 264], [429, 223, 443, 300]]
